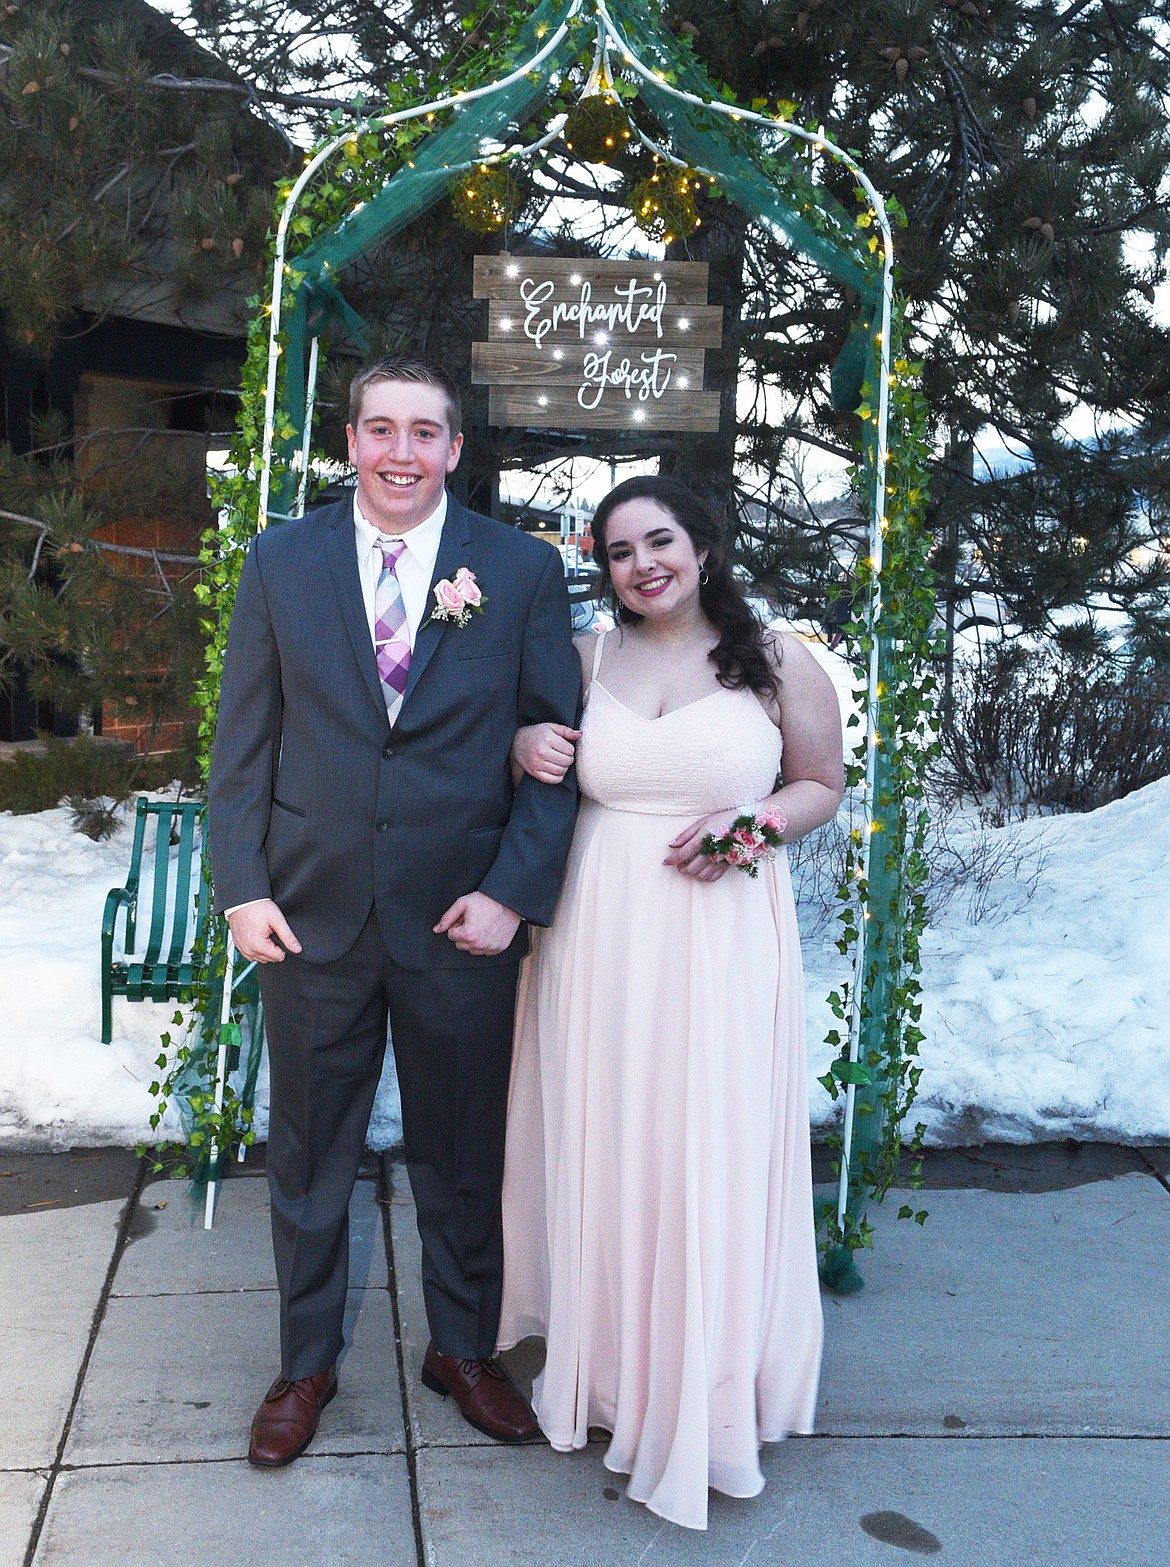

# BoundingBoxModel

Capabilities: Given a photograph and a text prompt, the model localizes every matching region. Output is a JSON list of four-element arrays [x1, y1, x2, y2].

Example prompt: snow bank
[[804, 775, 1170, 1144], [2, 771, 1167, 1150]]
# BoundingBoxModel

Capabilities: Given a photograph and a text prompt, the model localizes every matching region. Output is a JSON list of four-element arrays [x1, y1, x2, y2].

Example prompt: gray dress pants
[[258, 909, 520, 1379]]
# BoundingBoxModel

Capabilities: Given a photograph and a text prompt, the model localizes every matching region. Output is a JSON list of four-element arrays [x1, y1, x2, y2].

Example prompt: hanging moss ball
[[563, 93, 633, 164], [451, 164, 528, 234], [627, 165, 704, 244]]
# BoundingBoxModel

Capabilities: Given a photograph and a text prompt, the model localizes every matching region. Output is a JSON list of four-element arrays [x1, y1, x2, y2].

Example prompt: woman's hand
[[510, 722, 582, 785], [662, 810, 735, 881]]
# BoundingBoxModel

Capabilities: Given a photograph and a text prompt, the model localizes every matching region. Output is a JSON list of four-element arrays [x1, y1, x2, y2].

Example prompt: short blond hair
[[348, 353, 462, 435]]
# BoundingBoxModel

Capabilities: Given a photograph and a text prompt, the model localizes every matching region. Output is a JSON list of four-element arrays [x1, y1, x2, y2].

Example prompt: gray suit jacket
[[207, 494, 580, 968]]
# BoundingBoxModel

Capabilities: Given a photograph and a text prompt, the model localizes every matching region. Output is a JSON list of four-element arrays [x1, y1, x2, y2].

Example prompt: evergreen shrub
[[939, 643, 1170, 815], [0, 736, 202, 824]]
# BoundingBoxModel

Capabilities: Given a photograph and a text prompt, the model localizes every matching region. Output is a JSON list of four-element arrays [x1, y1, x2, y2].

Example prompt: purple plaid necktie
[[373, 536, 411, 725]]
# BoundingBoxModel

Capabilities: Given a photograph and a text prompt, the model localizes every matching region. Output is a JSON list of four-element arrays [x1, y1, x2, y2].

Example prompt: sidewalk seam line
[[22, 1154, 147, 1567], [107, 1285, 386, 1299], [50, 1447, 409, 1472], [380, 1155, 428, 1567]]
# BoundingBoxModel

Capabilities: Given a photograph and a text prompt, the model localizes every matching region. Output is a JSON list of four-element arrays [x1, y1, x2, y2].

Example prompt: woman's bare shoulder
[[764, 629, 840, 712], [574, 629, 604, 683], [764, 626, 817, 670]]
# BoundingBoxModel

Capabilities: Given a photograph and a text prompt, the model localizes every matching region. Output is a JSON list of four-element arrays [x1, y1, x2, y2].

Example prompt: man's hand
[[434, 891, 522, 956], [227, 899, 303, 963]]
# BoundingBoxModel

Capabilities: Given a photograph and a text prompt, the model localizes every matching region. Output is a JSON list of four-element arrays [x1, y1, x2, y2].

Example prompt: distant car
[[571, 597, 608, 635]]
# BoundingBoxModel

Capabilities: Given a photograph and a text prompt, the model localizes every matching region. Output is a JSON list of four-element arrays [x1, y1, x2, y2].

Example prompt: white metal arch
[[253, 0, 897, 1231]]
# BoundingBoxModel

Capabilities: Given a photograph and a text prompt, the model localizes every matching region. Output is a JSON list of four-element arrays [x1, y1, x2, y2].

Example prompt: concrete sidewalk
[[2, 1143, 1167, 1566]]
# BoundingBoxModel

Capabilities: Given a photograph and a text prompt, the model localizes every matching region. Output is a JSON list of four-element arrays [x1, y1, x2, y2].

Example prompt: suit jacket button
[[382, 743, 395, 759], [376, 819, 389, 833]]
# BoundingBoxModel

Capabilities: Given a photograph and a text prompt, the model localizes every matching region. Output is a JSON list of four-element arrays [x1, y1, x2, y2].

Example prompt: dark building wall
[[1, 313, 245, 743]]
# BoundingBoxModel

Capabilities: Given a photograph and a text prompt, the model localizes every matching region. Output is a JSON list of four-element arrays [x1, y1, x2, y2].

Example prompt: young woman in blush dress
[[496, 474, 845, 1530]]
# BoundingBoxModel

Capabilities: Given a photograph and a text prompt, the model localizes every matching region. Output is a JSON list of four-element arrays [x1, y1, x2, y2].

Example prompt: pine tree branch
[[23, 428, 228, 461], [0, 507, 202, 566], [0, 42, 344, 110], [53, 164, 132, 243], [0, 44, 300, 150], [145, 70, 359, 113]]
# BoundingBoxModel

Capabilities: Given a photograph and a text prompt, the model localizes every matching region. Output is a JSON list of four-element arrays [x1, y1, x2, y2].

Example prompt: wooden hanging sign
[[472, 254, 722, 432]]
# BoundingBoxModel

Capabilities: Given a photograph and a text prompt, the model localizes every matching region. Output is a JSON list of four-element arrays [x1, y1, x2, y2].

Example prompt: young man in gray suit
[[208, 353, 580, 1465]]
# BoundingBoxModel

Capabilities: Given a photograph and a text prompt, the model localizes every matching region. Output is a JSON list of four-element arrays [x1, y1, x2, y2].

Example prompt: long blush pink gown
[[498, 632, 823, 1530]]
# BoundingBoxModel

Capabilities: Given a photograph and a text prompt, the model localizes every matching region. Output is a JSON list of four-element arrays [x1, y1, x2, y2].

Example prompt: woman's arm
[[763, 632, 845, 841], [664, 632, 844, 879], [508, 632, 595, 785], [510, 722, 581, 785]]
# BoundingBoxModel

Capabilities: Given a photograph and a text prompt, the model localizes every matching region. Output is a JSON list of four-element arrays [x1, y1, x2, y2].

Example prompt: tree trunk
[[659, 194, 747, 522]]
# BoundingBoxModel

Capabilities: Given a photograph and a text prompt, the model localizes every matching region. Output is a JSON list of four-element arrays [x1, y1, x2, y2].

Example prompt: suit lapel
[[402, 496, 473, 707], [325, 502, 389, 729]]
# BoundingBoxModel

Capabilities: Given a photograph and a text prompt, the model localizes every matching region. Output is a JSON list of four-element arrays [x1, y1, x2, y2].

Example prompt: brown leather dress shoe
[[248, 1368, 337, 1468], [421, 1342, 540, 1444]]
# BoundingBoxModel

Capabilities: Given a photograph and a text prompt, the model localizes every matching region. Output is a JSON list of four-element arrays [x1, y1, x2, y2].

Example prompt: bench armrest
[[102, 885, 137, 960]]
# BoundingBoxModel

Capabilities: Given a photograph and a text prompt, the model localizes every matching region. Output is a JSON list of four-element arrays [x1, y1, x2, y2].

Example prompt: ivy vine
[[818, 295, 939, 1271]]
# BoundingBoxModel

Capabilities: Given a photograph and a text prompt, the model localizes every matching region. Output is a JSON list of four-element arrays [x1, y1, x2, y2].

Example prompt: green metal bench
[[102, 797, 265, 1218], [101, 798, 207, 1044]]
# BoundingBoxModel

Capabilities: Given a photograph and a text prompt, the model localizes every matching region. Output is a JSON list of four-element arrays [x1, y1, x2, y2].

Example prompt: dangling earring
[[698, 566, 710, 586]]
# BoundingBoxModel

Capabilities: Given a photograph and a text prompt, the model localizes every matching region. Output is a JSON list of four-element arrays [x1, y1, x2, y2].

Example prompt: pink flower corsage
[[427, 567, 487, 629], [700, 809, 787, 878]]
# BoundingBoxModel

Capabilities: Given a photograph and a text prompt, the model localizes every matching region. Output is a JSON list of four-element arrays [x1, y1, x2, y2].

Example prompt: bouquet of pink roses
[[699, 809, 787, 878]]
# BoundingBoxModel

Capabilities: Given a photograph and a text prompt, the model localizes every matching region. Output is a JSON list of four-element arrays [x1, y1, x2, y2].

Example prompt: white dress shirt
[[226, 488, 449, 919], [354, 487, 447, 649]]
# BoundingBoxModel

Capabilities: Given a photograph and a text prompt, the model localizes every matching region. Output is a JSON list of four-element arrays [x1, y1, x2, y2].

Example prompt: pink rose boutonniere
[[427, 567, 488, 629]]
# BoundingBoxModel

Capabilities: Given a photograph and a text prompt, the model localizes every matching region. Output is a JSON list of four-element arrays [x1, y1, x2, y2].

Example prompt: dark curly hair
[[590, 475, 780, 700]]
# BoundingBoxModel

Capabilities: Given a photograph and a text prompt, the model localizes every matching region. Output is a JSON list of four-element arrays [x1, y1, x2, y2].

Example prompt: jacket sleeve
[[207, 538, 282, 914], [478, 546, 581, 926]]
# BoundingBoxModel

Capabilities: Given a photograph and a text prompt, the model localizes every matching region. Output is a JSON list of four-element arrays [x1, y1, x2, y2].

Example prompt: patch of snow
[[2, 767, 1166, 1151], [0, 803, 400, 1152], [804, 773, 1170, 1144]]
